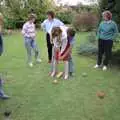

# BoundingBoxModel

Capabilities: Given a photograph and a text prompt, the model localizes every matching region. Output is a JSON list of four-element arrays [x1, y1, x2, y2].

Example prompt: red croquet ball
[[97, 91, 105, 99]]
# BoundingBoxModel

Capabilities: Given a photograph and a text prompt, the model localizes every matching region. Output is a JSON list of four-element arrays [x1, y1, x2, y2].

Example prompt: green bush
[[38, 14, 47, 23], [4, 19, 16, 29], [112, 50, 120, 64], [4, 18, 25, 29], [112, 36, 120, 65], [78, 32, 98, 55], [4, 14, 46, 29], [56, 11, 74, 24]]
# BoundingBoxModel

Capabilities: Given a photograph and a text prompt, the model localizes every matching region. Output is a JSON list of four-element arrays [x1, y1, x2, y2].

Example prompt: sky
[[55, 0, 98, 5]]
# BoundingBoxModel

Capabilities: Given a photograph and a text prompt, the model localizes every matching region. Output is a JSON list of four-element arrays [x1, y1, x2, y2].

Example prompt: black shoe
[[69, 72, 73, 77]]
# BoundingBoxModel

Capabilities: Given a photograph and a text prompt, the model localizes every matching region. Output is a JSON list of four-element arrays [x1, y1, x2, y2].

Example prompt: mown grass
[[0, 31, 120, 120]]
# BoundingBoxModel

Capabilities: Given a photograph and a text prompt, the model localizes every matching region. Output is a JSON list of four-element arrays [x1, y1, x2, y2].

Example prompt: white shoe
[[51, 72, 56, 77], [64, 75, 69, 80], [94, 64, 100, 69], [36, 59, 42, 63], [103, 66, 107, 71], [29, 63, 33, 67]]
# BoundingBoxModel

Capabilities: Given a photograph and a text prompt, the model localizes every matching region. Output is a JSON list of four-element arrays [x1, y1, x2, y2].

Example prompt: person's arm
[[56, 19, 64, 26], [59, 46, 72, 60], [21, 24, 27, 36], [60, 37, 75, 60], [97, 22, 102, 39], [113, 22, 119, 40]]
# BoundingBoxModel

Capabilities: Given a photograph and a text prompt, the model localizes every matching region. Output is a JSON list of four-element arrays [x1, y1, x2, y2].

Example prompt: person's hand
[[59, 56, 63, 61], [31, 36, 35, 40], [59, 57, 63, 61], [56, 48, 60, 52]]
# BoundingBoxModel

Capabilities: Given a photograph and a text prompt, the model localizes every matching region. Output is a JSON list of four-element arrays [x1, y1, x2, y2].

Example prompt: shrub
[[56, 11, 74, 24], [4, 14, 46, 29], [112, 36, 120, 65], [4, 19, 16, 29], [73, 12, 98, 32], [112, 50, 120, 65], [38, 14, 47, 23], [78, 32, 98, 55], [15, 20, 25, 29], [4, 18, 25, 29]]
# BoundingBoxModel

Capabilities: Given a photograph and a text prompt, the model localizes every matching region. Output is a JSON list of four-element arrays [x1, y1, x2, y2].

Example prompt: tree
[[98, 0, 120, 30], [0, 0, 54, 28]]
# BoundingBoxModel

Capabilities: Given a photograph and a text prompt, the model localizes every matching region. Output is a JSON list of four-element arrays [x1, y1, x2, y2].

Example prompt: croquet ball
[[53, 80, 58, 84], [97, 92, 105, 99], [82, 73, 87, 77]]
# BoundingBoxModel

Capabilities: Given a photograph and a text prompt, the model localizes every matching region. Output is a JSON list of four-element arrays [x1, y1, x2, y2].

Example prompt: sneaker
[[28, 63, 33, 67], [69, 72, 75, 77], [69, 72, 73, 76], [36, 59, 42, 63], [51, 72, 56, 77], [64, 75, 69, 80], [0, 92, 10, 100], [94, 64, 100, 69], [103, 66, 107, 71]]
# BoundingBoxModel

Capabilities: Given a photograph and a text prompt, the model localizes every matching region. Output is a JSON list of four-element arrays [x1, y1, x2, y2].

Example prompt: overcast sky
[[55, 0, 98, 5]]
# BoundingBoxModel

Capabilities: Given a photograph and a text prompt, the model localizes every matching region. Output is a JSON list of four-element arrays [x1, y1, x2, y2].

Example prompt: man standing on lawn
[[41, 11, 64, 63], [0, 13, 10, 99]]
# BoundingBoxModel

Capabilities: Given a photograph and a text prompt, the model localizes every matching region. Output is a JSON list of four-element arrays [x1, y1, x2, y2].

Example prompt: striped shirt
[[22, 21, 36, 38]]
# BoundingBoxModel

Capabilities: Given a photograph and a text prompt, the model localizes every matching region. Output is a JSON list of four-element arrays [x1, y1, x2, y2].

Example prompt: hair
[[51, 27, 62, 44], [28, 13, 37, 21], [67, 28, 76, 37], [47, 11, 55, 19], [102, 10, 112, 20]]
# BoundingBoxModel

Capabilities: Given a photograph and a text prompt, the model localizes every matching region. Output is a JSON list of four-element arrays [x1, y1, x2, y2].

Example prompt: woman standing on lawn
[[94, 11, 119, 71], [22, 14, 41, 67], [41, 11, 64, 63]]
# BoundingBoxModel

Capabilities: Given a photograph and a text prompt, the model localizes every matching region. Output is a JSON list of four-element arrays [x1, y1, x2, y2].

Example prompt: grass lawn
[[0, 31, 120, 120]]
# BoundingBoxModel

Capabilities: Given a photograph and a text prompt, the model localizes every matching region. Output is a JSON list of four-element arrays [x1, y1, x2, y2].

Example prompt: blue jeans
[[24, 37, 40, 63], [0, 79, 4, 95], [69, 56, 74, 74]]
